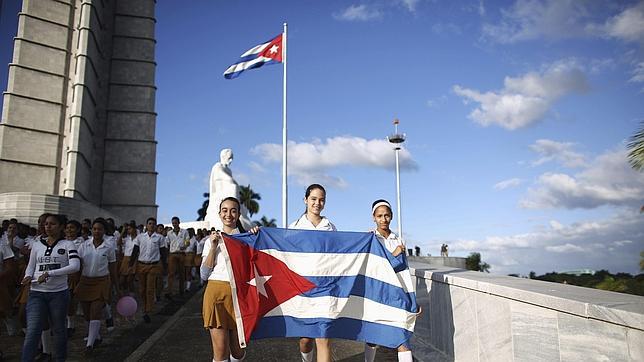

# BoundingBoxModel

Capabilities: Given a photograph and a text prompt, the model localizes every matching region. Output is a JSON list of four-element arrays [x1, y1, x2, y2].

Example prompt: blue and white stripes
[[223, 34, 283, 79], [232, 228, 418, 349]]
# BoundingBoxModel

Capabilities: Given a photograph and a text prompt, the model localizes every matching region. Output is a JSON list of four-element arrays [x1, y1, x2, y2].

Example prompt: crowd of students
[[0, 183, 416, 362], [0, 213, 211, 361]]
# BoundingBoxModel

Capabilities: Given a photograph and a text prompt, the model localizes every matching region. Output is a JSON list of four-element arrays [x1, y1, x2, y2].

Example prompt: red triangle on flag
[[258, 34, 283, 62], [222, 233, 315, 345]]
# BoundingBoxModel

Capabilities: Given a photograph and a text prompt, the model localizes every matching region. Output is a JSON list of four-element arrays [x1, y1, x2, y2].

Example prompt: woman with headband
[[365, 199, 414, 362]]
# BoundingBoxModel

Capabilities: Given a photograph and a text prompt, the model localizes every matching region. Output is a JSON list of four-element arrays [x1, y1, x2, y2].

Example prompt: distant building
[[560, 269, 596, 276]]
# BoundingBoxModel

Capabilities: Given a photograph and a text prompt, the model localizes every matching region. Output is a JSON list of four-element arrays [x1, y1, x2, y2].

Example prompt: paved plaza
[[0, 288, 406, 361]]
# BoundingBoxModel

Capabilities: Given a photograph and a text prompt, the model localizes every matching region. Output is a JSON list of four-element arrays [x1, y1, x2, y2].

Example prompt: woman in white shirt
[[288, 184, 335, 362], [75, 219, 118, 351], [117, 223, 138, 295], [201, 197, 259, 362], [20, 214, 80, 361], [364, 199, 413, 362], [64, 219, 84, 336]]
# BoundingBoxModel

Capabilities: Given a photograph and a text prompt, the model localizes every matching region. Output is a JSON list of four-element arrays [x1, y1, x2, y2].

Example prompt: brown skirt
[[184, 253, 196, 267], [16, 283, 29, 304], [0, 281, 13, 315], [119, 256, 136, 275], [194, 255, 203, 268], [75, 275, 111, 303], [202, 280, 236, 330], [67, 271, 81, 290]]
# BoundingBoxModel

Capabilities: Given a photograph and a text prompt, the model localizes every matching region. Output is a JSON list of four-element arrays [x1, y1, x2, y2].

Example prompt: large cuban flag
[[223, 34, 283, 79], [222, 227, 418, 349]]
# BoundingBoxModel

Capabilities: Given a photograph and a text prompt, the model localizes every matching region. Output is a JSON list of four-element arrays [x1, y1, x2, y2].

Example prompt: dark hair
[[83, 218, 92, 225], [305, 184, 326, 198], [45, 214, 68, 241], [156, 223, 164, 229], [66, 220, 82, 238], [219, 197, 246, 233], [92, 218, 108, 230], [371, 199, 393, 215], [171, 216, 180, 222], [147, 217, 157, 224]]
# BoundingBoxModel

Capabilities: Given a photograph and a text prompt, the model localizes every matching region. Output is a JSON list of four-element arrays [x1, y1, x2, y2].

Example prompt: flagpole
[[282, 22, 288, 228]]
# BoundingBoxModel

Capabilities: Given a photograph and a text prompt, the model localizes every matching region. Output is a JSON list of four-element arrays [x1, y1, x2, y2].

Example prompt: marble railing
[[408, 263, 644, 362]]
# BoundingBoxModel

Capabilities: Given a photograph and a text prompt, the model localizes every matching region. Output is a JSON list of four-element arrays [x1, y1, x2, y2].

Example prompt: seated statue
[[204, 148, 252, 231]]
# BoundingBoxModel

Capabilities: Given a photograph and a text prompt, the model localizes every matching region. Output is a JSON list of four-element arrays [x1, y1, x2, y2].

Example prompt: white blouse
[[288, 214, 337, 231]]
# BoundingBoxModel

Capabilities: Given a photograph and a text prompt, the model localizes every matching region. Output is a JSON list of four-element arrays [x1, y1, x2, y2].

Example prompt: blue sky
[[2, 1, 643, 275]]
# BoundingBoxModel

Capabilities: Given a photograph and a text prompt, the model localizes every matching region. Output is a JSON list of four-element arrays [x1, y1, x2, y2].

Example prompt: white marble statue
[[204, 148, 253, 231]]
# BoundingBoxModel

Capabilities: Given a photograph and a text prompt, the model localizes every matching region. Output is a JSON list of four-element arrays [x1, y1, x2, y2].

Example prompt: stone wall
[[0, 0, 158, 224], [0, 192, 121, 226], [410, 263, 644, 361]]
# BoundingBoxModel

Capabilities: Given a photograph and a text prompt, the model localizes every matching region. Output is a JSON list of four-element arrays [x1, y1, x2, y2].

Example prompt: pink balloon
[[116, 296, 138, 317]]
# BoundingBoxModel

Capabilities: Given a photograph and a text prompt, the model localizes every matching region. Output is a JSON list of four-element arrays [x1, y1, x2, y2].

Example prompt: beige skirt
[[119, 256, 136, 275], [75, 275, 111, 303], [202, 280, 236, 330]]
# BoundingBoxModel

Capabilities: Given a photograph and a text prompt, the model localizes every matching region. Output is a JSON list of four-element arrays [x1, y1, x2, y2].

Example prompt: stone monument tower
[[0, 0, 158, 224]]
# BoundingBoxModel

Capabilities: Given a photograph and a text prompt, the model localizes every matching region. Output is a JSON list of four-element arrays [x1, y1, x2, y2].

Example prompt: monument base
[[0, 192, 122, 226]]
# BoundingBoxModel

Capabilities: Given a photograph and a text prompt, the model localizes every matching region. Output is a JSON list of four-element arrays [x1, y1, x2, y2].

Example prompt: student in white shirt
[[75, 219, 118, 351], [0, 238, 17, 338], [117, 223, 138, 294], [130, 217, 166, 323], [288, 184, 336, 362], [166, 217, 189, 297], [201, 197, 259, 362], [20, 214, 80, 361], [64, 219, 84, 336], [364, 199, 414, 362]]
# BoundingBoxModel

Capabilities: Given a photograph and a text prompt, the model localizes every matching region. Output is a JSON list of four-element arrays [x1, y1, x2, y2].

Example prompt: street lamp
[[387, 118, 406, 244]]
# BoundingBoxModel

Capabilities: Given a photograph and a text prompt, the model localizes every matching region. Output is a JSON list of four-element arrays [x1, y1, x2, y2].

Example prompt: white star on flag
[[269, 45, 279, 54], [247, 264, 272, 298]]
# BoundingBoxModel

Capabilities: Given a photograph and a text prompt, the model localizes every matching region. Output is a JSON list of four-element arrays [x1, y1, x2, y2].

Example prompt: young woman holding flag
[[201, 197, 259, 362], [288, 184, 336, 362], [364, 199, 414, 362]]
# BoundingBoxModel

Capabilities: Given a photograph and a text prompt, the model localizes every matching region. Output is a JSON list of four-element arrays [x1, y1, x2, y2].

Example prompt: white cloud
[[426, 95, 448, 108], [545, 243, 586, 253], [483, 1, 644, 44], [400, 0, 421, 13], [431, 23, 462, 36], [494, 178, 522, 190], [630, 61, 644, 83], [521, 147, 644, 209], [601, 2, 644, 43], [333, 4, 382, 21], [482, 0, 596, 43], [453, 61, 589, 130], [251, 136, 418, 188], [433, 210, 643, 275], [248, 161, 267, 173], [530, 139, 587, 168]]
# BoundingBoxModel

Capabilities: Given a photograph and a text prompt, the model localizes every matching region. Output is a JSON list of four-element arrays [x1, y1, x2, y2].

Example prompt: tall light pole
[[387, 119, 406, 243]]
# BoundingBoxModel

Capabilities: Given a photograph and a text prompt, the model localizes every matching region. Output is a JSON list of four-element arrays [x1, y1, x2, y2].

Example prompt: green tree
[[627, 121, 644, 171], [529, 271, 536, 279], [465, 252, 490, 273], [595, 276, 628, 293], [640, 251, 644, 271], [197, 192, 209, 221], [239, 185, 261, 217], [257, 216, 277, 227]]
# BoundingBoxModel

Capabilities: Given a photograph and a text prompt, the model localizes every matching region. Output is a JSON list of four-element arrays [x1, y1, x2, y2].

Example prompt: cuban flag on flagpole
[[222, 227, 418, 349], [223, 34, 283, 79]]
